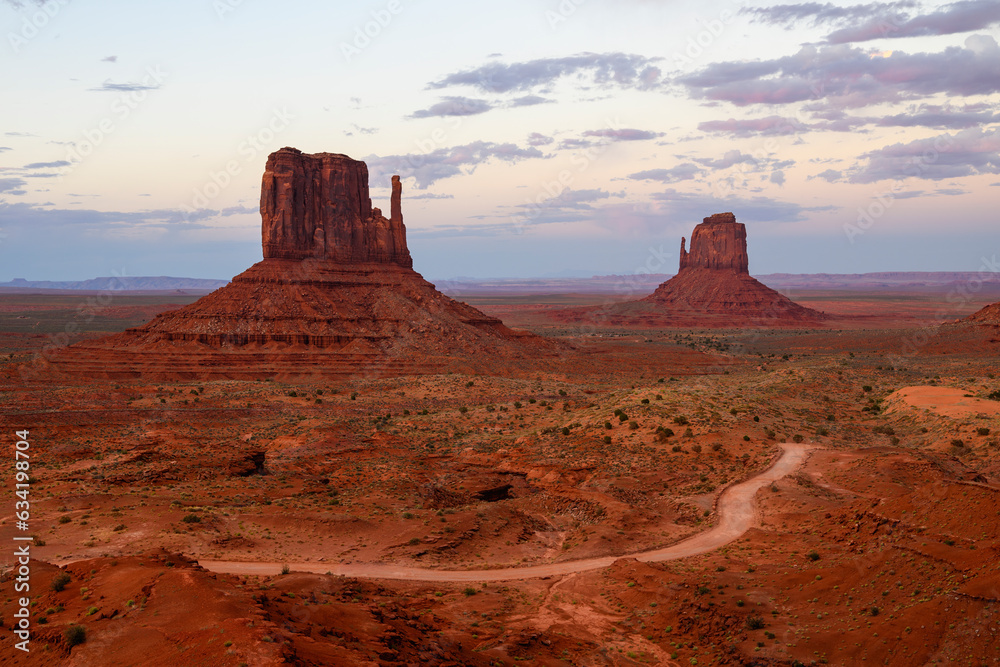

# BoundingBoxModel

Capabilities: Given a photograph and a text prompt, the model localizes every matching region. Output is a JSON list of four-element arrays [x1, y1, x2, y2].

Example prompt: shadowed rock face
[[261, 147, 411, 267], [678, 212, 749, 274]]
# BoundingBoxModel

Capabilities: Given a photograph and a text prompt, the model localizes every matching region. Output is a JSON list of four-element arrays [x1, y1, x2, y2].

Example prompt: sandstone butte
[[45, 148, 555, 381], [554, 212, 824, 327]]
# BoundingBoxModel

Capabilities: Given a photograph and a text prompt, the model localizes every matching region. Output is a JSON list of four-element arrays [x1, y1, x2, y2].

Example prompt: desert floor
[[0, 289, 998, 666]]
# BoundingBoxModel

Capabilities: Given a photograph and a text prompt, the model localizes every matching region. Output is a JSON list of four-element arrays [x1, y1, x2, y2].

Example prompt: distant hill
[[0, 276, 229, 292]]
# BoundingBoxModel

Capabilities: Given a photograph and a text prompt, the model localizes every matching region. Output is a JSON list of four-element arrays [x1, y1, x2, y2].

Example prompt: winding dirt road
[[200, 443, 812, 582]]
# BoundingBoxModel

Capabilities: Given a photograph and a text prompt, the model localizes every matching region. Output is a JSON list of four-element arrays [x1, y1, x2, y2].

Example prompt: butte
[[46, 147, 554, 381], [557, 212, 823, 327]]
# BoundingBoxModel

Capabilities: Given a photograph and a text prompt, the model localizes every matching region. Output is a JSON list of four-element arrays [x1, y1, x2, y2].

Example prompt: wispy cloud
[[410, 96, 493, 119], [367, 140, 547, 189], [582, 128, 664, 142], [850, 126, 1000, 183], [0, 177, 27, 194], [429, 52, 664, 94], [827, 0, 1000, 44], [680, 36, 1000, 108], [23, 160, 71, 169], [89, 80, 163, 93], [628, 164, 702, 183]]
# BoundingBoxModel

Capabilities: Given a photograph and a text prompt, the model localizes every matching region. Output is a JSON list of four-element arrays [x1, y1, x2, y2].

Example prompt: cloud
[[0, 201, 255, 231], [698, 115, 811, 137], [875, 105, 1000, 129], [827, 0, 1000, 44], [581, 128, 664, 142], [101, 55, 118, 63], [0, 177, 27, 194], [367, 140, 547, 189], [650, 189, 834, 224], [770, 170, 786, 186], [5, 132, 37, 137], [741, 1, 917, 28], [680, 37, 1000, 108], [692, 149, 757, 170], [812, 168, 844, 182], [629, 164, 702, 183], [89, 80, 162, 93], [410, 96, 493, 118], [850, 127, 1000, 183], [0, 147, 11, 153], [219, 205, 257, 216], [509, 95, 551, 107], [23, 160, 71, 169], [406, 192, 454, 200], [428, 52, 663, 94], [527, 132, 553, 146]]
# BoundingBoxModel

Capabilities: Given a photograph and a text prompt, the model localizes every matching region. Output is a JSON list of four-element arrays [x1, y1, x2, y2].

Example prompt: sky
[[1, 0, 998, 282]]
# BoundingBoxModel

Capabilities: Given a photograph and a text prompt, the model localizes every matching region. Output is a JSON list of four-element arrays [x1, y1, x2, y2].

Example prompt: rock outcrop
[[678, 212, 748, 273], [641, 212, 822, 323], [260, 149, 411, 266], [46, 148, 554, 381], [961, 302, 1000, 326], [552, 212, 823, 327]]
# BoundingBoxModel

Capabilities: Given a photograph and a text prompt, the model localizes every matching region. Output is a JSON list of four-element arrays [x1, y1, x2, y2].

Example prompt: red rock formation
[[47, 148, 554, 381], [260, 148, 411, 267], [550, 212, 823, 327], [642, 213, 822, 323], [678, 212, 748, 273], [961, 302, 1000, 326]]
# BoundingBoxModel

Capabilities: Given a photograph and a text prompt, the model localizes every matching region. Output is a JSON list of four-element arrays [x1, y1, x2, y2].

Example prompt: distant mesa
[[44, 147, 554, 381], [554, 212, 823, 327], [641, 212, 822, 322]]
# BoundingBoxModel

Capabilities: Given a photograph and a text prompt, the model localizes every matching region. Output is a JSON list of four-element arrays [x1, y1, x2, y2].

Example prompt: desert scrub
[[64, 625, 86, 647], [51, 572, 71, 592]]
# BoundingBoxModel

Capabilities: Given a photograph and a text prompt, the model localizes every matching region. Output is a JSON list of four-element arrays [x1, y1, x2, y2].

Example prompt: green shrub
[[64, 625, 86, 647], [746, 616, 765, 630], [806, 550, 820, 561], [181, 514, 201, 524], [603, 436, 611, 444], [792, 434, 804, 443], [280, 564, 290, 575], [977, 427, 990, 436], [673, 415, 689, 426], [561, 427, 570, 436], [51, 572, 71, 592]]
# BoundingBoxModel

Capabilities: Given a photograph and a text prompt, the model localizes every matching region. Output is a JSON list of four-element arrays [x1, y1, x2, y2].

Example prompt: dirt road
[[200, 443, 812, 582]]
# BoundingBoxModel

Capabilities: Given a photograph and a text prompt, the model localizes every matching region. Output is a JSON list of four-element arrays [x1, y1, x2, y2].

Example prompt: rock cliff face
[[48, 148, 553, 381], [678, 212, 748, 273], [260, 148, 411, 267]]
